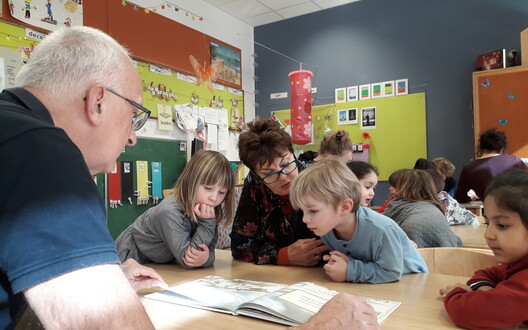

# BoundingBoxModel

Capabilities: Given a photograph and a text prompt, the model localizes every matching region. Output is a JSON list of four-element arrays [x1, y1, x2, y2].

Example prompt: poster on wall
[[210, 41, 241, 87], [9, 0, 83, 31], [337, 108, 358, 126]]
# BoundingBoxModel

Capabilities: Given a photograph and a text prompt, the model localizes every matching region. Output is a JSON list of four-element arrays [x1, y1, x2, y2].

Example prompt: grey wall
[[254, 0, 528, 205]]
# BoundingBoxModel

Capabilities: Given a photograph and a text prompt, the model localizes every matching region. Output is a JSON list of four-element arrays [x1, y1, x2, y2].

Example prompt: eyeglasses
[[260, 160, 298, 184], [105, 87, 151, 131]]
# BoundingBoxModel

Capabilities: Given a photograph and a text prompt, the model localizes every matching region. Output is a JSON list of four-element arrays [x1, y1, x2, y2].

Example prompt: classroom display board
[[272, 93, 427, 181], [106, 138, 186, 239], [473, 66, 528, 158]]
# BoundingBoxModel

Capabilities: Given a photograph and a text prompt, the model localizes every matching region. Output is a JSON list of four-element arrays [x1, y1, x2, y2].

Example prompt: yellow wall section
[[272, 93, 427, 180]]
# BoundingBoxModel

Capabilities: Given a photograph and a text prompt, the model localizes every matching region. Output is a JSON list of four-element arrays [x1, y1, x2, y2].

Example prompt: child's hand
[[323, 253, 347, 282], [439, 283, 470, 297], [183, 244, 209, 267], [194, 203, 215, 219], [325, 250, 349, 262]]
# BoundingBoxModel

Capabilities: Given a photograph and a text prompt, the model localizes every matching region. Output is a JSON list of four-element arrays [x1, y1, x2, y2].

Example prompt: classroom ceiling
[[203, 0, 362, 26]]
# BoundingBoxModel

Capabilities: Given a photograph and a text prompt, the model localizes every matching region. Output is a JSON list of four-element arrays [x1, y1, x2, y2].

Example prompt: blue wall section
[[254, 0, 528, 205]]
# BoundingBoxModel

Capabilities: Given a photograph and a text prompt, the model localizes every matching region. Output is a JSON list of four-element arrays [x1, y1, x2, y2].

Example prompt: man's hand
[[194, 203, 215, 219], [323, 252, 348, 282], [121, 259, 167, 291], [294, 293, 379, 330], [183, 244, 210, 267], [288, 238, 330, 266]]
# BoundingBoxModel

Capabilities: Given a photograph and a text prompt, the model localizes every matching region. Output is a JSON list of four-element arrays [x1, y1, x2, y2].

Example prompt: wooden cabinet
[[473, 66, 528, 158]]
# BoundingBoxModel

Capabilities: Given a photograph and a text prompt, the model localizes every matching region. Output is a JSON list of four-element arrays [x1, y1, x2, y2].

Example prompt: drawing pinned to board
[[382, 81, 395, 97], [335, 87, 346, 103], [361, 107, 376, 130], [210, 41, 241, 86], [499, 119, 508, 125], [395, 79, 408, 96], [508, 93, 516, 99], [337, 108, 358, 126], [359, 84, 371, 100], [10, 0, 83, 30], [346, 86, 358, 102]]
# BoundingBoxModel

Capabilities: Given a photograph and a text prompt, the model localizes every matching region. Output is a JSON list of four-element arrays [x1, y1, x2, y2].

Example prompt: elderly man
[[0, 26, 378, 330]]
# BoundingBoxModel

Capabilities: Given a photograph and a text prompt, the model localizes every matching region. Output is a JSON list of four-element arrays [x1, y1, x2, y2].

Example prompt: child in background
[[290, 158, 428, 284], [299, 130, 354, 166], [440, 169, 528, 329], [378, 168, 411, 214], [116, 150, 235, 269], [347, 161, 378, 207], [432, 157, 457, 197], [383, 169, 462, 248], [427, 169, 479, 226]]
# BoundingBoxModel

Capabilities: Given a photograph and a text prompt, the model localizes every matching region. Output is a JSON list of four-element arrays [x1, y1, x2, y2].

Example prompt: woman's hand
[[288, 238, 330, 266], [183, 244, 210, 267]]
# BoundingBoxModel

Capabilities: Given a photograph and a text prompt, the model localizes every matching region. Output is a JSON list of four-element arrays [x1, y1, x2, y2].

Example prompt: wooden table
[[140, 250, 466, 329], [451, 224, 489, 249], [460, 201, 484, 216]]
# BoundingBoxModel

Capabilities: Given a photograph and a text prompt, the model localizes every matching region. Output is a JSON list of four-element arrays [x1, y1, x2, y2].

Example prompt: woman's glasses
[[261, 160, 298, 184]]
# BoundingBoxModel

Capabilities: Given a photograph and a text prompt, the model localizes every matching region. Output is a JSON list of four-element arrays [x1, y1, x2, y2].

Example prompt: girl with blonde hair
[[116, 150, 235, 269]]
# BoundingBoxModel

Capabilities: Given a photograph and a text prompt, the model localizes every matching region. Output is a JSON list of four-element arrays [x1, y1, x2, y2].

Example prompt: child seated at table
[[116, 150, 235, 269], [346, 161, 378, 207], [383, 169, 462, 248], [440, 169, 528, 329], [426, 169, 479, 226], [290, 158, 428, 284], [378, 168, 411, 214]]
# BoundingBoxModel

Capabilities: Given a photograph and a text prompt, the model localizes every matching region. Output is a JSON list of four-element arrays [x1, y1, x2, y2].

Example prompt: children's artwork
[[335, 87, 346, 103], [381, 81, 395, 97], [190, 55, 223, 93], [157, 104, 173, 131], [361, 107, 376, 130], [359, 84, 371, 100], [395, 79, 408, 96], [337, 108, 358, 126], [371, 82, 383, 99], [10, 0, 83, 31], [210, 41, 241, 87], [346, 86, 358, 102]]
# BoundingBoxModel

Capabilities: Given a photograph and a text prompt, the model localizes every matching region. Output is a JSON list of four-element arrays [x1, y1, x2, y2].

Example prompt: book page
[[146, 275, 285, 312]]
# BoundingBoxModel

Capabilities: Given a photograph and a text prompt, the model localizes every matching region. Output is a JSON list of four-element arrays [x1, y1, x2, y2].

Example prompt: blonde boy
[[290, 158, 427, 283]]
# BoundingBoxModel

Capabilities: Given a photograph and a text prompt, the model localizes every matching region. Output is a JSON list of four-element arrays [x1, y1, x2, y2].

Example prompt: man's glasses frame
[[105, 87, 151, 131], [260, 160, 298, 184]]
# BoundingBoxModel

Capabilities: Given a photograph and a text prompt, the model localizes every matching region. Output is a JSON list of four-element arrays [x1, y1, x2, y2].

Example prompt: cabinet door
[[473, 67, 528, 157]]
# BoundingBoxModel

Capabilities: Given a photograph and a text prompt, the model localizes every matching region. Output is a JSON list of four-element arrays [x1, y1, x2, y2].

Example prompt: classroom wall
[[254, 0, 528, 205]]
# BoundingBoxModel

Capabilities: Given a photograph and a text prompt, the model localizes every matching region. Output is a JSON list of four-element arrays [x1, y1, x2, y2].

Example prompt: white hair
[[16, 26, 132, 103]]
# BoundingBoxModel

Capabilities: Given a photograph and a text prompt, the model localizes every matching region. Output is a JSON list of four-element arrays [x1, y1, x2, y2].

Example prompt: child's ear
[[339, 199, 354, 216]]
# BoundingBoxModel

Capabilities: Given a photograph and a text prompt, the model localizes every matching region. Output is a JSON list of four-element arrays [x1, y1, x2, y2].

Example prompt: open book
[[145, 275, 400, 327]]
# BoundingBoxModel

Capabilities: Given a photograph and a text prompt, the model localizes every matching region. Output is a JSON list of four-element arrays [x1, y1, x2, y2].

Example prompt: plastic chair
[[418, 247, 498, 277]]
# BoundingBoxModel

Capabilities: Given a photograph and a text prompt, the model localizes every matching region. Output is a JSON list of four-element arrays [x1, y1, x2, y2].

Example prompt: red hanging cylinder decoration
[[288, 70, 313, 145]]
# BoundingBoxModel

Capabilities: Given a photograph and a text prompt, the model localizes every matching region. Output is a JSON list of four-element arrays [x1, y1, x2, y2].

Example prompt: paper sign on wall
[[157, 104, 173, 131]]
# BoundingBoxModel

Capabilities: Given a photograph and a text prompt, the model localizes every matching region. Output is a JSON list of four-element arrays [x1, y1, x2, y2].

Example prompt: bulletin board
[[473, 66, 528, 157], [272, 93, 427, 181], [106, 138, 187, 239], [136, 60, 244, 125]]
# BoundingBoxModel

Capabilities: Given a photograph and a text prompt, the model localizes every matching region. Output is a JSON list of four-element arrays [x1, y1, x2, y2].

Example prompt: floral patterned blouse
[[230, 167, 316, 265], [438, 191, 479, 226]]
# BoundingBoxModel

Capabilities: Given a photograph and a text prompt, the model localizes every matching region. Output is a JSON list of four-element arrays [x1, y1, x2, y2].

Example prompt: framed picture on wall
[[347, 108, 358, 124], [395, 79, 408, 96], [346, 86, 358, 102], [371, 82, 383, 98], [210, 40, 241, 88], [359, 84, 371, 100], [361, 107, 376, 129], [335, 87, 346, 103], [337, 108, 358, 125], [381, 80, 395, 97]]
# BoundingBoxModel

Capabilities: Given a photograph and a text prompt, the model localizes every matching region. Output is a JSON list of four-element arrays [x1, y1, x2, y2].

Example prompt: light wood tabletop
[[451, 224, 489, 249], [139, 249, 467, 329]]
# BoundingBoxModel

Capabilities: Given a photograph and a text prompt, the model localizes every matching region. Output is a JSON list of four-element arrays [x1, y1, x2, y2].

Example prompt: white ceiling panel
[[206, 0, 360, 26], [277, 2, 321, 19]]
